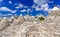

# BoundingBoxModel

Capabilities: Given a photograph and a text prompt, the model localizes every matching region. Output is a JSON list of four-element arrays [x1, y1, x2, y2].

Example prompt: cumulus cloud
[[11, 10, 17, 13], [32, 3, 52, 13], [15, 3, 29, 9], [34, 0, 47, 6], [27, 8, 31, 12], [0, 0, 3, 3], [40, 3, 60, 12], [15, 4, 24, 9], [18, 4, 23, 8], [33, 0, 52, 12], [35, 7, 41, 11], [41, 3, 49, 11], [0, 7, 16, 13], [8, 1, 12, 4], [40, 3, 48, 11], [24, 6, 28, 8], [41, 3, 48, 8], [0, 14, 13, 17], [7, 14, 13, 15], [20, 9, 27, 12], [32, 4, 42, 11], [15, 6, 20, 9], [31, 4, 37, 8], [20, 8, 32, 13], [0, 7, 12, 11], [48, 1, 54, 3]]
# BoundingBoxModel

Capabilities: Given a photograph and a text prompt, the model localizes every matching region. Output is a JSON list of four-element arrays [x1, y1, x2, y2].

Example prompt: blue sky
[[0, 0, 60, 17]]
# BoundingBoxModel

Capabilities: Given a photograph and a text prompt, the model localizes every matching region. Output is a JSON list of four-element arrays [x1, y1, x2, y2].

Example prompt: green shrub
[[38, 17, 45, 21]]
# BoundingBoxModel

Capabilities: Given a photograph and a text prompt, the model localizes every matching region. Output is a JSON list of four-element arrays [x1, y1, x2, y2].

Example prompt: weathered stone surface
[[0, 19, 10, 31], [0, 9, 60, 37], [11, 16, 25, 26]]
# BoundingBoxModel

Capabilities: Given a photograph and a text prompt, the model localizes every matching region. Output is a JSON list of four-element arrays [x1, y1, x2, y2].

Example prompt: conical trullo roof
[[52, 7, 60, 10], [49, 7, 60, 16], [11, 16, 25, 26], [0, 18, 10, 31]]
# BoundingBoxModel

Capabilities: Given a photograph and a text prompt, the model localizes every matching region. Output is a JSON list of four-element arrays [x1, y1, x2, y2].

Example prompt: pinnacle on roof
[[52, 7, 60, 10]]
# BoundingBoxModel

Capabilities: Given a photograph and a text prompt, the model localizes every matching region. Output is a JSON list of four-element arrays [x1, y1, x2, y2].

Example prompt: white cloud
[[14, 3, 18, 6], [20, 8, 33, 16], [15, 4, 24, 9], [32, 3, 49, 11], [32, 4, 42, 11], [24, 6, 28, 8], [34, 0, 47, 6], [0, 14, 13, 17], [11, 10, 17, 13], [33, 3, 52, 13], [18, 4, 23, 8], [35, 7, 41, 11], [0, 7, 11, 11], [20, 9, 27, 12], [15, 6, 20, 9], [15, 3, 29, 9], [27, 8, 31, 12], [32, 4, 36, 8], [32, 2, 53, 13], [41, 3, 48, 8], [20, 8, 32, 13], [0, 7, 16, 13], [41, 3, 60, 14], [8, 1, 12, 4], [7, 14, 13, 15], [41, 3, 51, 12], [41, 3, 60, 12], [48, 1, 54, 3], [0, 0, 3, 3], [41, 3, 60, 13]]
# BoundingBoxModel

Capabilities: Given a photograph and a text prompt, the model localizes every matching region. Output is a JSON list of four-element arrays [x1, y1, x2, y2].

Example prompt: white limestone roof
[[52, 7, 60, 10]]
